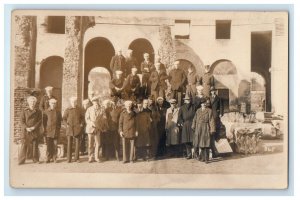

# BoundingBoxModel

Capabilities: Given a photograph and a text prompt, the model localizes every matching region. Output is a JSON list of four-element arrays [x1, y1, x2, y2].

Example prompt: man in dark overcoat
[[148, 96, 161, 158], [136, 99, 152, 161], [119, 100, 137, 163], [109, 70, 125, 99], [123, 67, 141, 100], [156, 97, 169, 156], [168, 61, 186, 106], [110, 48, 126, 75], [177, 95, 197, 159], [43, 98, 62, 163], [208, 87, 224, 158], [62, 97, 84, 163], [149, 63, 169, 101], [18, 96, 42, 165], [140, 53, 154, 98]]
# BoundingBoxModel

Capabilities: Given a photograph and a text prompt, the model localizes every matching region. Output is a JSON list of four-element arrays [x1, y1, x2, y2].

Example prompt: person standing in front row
[[168, 61, 186, 107], [85, 97, 103, 163], [63, 97, 84, 163], [191, 99, 215, 164], [177, 95, 196, 159], [18, 96, 42, 165], [165, 99, 180, 156], [43, 98, 62, 163], [119, 100, 137, 163]]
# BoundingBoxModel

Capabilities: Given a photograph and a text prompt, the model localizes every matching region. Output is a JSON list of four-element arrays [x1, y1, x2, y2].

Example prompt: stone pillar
[[62, 16, 95, 112], [14, 15, 37, 88], [158, 25, 176, 74]]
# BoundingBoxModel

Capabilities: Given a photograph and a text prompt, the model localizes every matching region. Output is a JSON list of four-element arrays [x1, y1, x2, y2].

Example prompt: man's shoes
[[67, 160, 71, 163], [76, 160, 81, 163], [123, 161, 129, 164], [46, 160, 50, 163], [186, 155, 192, 160]]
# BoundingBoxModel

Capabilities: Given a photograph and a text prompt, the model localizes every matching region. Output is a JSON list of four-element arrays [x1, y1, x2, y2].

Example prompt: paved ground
[[11, 150, 285, 175]]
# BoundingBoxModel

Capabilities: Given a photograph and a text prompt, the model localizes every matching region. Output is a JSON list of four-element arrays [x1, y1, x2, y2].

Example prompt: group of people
[[18, 49, 224, 165]]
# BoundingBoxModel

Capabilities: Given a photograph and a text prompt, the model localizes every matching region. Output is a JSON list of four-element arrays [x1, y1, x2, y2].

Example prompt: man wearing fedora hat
[[178, 94, 197, 159], [209, 86, 224, 158], [199, 65, 215, 98]]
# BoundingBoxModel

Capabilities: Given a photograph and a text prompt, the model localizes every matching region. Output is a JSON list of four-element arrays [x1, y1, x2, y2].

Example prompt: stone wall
[[14, 16, 37, 88]]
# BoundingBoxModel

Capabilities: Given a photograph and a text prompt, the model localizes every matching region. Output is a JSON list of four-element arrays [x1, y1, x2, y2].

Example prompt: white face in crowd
[[27, 98, 37, 109], [144, 54, 150, 61], [142, 100, 149, 109], [70, 99, 77, 108], [211, 90, 216, 96], [170, 102, 176, 108], [157, 99, 163, 106], [117, 49, 122, 56], [92, 101, 99, 109], [174, 62, 179, 69], [197, 89, 204, 95], [49, 101, 57, 110], [46, 89, 53, 97], [201, 102, 206, 109], [188, 67, 193, 73], [116, 73, 121, 79], [125, 103, 132, 111], [132, 69, 137, 75]]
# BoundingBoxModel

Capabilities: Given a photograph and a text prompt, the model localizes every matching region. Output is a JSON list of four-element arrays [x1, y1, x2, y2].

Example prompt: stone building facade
[[13, 11, 288, 135]]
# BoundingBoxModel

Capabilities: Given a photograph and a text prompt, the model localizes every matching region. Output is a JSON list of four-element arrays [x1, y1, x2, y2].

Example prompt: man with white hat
[[110, 48, 126, 74], [39, 86, 57, 112], [168, 61, 186, 107], [18, 96, 43, 165], [125, 49, 138, 77], [109, 70, 125, 98], [63, 97, 84, 163], [43, 98, 62, 163], [123, 67, 141, 100], [119, 100, 137, 163]]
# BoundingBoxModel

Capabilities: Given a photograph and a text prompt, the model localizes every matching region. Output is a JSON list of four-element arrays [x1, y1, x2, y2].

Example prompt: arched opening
[[211, 60, 238, 112], [128, 38, 154, 69], [176, 59, 196, 75], [87, 67, 111, 101], [40, 56, 64, 111], [84, 37, 115, 99]]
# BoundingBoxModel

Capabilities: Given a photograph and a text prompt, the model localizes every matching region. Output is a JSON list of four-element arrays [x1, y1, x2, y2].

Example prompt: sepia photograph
[[9, 10, 289, 189]]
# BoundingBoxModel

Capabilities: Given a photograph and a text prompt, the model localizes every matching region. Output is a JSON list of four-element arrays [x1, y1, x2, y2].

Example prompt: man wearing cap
[[186, 65, 200, 99], [18, 96, 42, 165], [168, 61, 187, 107], [156, 97, 169, 156], [43, 98, 62, 163], [63, 97, 84, 163], [199, 65, 215, 98], [39, 86, 57, 112], [85, 97, 107, 163], [110, 48, 126, 74], [192, 99, 216, 164], [208, 87, 224, 158], [165, 99, 180, 155], [125, 49, 138, 76], [119, 100, 137, 163], [149, 63, 169, 101], [123, 67, 141, 100], [177, 95, 197, 159], [109, 70, 125, 98]]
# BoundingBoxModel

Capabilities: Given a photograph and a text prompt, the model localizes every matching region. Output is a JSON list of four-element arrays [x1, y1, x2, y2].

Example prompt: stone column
[[158, 25, 176, 74], [62, 16, 95, 112], [14, 15, 37, 88]]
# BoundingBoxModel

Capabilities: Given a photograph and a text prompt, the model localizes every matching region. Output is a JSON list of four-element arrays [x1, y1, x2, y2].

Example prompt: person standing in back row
[[199, 65, 215, 98], [168, 61, 186, 107]]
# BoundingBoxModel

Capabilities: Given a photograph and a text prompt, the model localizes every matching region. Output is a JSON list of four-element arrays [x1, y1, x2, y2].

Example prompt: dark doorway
[[251, 31, 272, 112], [40, 56, 64, 111], [84, 37, 115, 99], [128, 38, 154, 69]]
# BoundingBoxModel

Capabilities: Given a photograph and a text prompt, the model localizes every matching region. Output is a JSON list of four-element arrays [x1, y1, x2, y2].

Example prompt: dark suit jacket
[[209, 95, 224, 119], [141, 61, 154, 73], [168, 68, 186, 90], [63, 106, 84, 137], [149, 70, 168, 91], [123, 74, 141, 92], [119, 110, 137, 138], [43, 109, 62, 138], [20, 108, 42, 140], [39, 95, 57, 112]]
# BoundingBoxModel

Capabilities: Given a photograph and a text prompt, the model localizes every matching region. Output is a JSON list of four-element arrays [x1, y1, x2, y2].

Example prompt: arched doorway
[[40, 56, 63, 111], [128, 38, 154, 69], [84, 37, 115, 99], [211, 60, 238, 112], [87, 67, 111, 101]]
